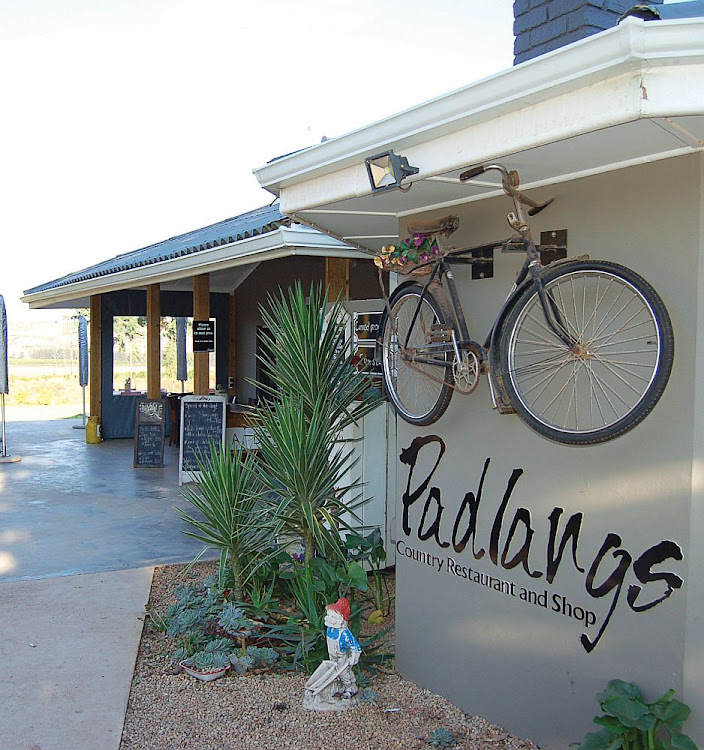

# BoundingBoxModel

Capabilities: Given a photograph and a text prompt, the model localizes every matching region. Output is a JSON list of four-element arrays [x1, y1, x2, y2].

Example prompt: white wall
[[394, 154, 702, 747]]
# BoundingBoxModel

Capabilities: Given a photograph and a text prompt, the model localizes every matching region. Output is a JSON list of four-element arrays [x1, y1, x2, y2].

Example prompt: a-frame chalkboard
[[178, 395, 226, 485], [134, 399, 165, 468]]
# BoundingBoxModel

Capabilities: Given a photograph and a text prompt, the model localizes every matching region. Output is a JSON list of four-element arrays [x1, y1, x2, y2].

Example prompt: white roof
[[253, 16, 704, 252]]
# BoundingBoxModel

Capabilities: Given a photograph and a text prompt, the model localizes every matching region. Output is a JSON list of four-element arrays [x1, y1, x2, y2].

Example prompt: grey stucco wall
[[394, 155, 701, 747]]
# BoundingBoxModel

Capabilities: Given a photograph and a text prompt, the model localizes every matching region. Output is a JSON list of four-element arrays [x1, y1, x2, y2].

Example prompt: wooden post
[[193, 274, 210, 395], [325, 257, 350, 302], [228, 294, 236, 400], [146, 284, 161, 399], [89, 295, 102, 418]]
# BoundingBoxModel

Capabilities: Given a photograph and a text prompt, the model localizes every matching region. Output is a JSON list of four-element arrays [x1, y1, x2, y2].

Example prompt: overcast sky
[[1, 0, 518, 321]]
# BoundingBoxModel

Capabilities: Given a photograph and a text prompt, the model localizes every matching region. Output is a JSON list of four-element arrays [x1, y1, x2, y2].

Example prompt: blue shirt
[[326, 627, 361, 653]]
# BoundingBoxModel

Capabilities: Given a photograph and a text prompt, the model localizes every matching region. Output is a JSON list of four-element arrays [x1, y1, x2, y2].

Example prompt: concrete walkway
[[0, 568, 152, 750], [0, 419, 214, 750]]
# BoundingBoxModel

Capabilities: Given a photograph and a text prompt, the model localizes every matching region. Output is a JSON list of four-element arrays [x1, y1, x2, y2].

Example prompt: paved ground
[[0, 418, 209, 582], [0, 419, 215, 750], [0, 568, 152, 750]]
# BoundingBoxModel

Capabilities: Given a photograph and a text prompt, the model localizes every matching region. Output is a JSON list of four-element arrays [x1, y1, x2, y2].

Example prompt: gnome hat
[[326, 597, 350, 624]]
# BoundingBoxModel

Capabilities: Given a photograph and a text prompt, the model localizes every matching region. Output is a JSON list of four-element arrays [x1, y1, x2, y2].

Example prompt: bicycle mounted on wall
[[375, 163, 674, 445]]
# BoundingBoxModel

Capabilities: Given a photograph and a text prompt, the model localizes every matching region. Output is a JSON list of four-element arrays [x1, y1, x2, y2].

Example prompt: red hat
[[327, 597, 350, 623]]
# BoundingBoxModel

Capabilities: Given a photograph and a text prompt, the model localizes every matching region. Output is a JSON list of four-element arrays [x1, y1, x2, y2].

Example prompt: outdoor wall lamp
[[365, 150, 419, 193]]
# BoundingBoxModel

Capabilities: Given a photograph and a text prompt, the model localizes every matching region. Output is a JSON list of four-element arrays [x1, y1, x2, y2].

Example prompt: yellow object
[[86, 416, 102, 444], [368, 610, 384, 625]]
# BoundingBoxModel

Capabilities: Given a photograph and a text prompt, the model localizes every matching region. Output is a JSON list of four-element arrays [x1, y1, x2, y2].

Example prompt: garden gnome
[[324, 597, 361, 699], [302, 596, 361, 710]]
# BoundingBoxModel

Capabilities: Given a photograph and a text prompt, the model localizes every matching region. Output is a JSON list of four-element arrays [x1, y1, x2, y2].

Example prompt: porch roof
[[22, 204, 367, 310]]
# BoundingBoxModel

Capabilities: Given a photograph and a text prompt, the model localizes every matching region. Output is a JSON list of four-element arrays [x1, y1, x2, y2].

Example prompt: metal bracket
[[469, 247, 494, 280], [539, 229, 567, 265]]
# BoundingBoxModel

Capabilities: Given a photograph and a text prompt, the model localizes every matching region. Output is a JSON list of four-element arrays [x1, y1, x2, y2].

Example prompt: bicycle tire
[[497, 260, 673, 445], [381, 284, 454, 425]]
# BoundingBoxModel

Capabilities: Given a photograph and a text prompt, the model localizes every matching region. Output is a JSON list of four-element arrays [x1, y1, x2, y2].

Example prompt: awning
[[253, 16, 704, 251], [22, 206, 367, 310]]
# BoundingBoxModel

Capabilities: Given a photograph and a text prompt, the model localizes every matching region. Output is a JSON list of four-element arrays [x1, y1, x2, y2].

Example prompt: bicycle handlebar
[[458, 165, 488, 182], [459, 162, 553, 219]]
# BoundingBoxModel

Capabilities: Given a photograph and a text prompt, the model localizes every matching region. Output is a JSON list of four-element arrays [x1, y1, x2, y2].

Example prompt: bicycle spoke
[[504, 266, 670, 438]]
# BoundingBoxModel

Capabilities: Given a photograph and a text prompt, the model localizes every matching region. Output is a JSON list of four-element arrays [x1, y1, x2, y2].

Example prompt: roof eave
[[253, 17, 704, 196]]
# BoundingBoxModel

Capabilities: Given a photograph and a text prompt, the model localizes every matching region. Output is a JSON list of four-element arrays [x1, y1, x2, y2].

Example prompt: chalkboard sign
[[133, 399, 165, 468], [179, 395, 226, 485]]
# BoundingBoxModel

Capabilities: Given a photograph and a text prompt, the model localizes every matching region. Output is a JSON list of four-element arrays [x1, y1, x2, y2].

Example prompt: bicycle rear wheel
[[381, 284, 454, 425], [498, 260, 673, 445]]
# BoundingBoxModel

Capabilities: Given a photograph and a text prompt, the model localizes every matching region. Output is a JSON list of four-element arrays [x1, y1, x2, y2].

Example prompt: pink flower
[[421, 254, 429, 262], [413, 233, 425, 247]]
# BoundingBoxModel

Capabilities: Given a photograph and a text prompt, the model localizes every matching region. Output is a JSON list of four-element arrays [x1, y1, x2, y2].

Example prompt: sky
[[0, 0, 518, 321]]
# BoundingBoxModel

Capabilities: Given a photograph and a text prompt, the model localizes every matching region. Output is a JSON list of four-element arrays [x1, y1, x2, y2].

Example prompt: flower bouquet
[[374, 232, 443, 275]]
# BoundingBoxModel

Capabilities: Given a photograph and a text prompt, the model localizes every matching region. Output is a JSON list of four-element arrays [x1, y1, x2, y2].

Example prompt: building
[[252, 5, 704, 746]]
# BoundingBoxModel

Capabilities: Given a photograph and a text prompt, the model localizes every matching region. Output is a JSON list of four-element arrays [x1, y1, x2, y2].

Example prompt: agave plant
[[251, 282, 382, 566], [176, 443, 273, 599]]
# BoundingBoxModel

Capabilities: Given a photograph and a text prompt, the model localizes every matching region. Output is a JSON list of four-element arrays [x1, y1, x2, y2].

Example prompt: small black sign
[[179, 396, 226, 483], [193, 320, 215, 352], [134, 399, 165, 468], [353, 312, 382, 345], [353, 347, 383, 377]]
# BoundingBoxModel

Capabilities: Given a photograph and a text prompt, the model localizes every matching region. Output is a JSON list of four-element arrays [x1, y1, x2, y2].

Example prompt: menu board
[[133, 399, 165, 468], [178, 395, 226, 484]]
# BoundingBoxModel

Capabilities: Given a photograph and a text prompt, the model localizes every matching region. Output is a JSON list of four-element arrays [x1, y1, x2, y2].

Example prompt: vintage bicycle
[[376, 163, 674, 445]]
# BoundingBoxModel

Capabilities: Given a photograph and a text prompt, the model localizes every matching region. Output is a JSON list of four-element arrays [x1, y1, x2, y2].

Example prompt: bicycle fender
[[487, 254, 589, 353]]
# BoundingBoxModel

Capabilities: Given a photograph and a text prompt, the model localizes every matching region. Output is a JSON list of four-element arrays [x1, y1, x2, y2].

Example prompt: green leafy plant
[[345, 528, 393, 617], [217, 603, 253, 637], [230, 646, 279, 674], [426, 727, 460, 748], [577, 679, 697, 750], [176, 443, 272, 598], [182, 638, 235, 671]]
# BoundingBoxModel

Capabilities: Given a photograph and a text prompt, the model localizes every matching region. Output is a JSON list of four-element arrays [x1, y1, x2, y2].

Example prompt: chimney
[[513, 0, 664, 64]]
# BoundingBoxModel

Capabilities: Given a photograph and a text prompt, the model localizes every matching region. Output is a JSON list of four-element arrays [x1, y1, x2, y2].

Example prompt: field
[[5, 359, 84, 410]]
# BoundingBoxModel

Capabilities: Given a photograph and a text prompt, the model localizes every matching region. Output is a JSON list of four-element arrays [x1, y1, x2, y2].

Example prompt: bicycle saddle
[[406, 214, 459, 237]]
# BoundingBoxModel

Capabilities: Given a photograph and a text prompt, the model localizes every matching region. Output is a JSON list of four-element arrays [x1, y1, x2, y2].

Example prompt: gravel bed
[[120, 563, 537, 750]]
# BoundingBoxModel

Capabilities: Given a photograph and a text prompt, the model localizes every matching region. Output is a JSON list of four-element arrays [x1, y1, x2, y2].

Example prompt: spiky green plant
[[176, 443, 272, 598], [255, 394, 365, 564], [251, 282, 382, 565], [255, 282, 381, 428]]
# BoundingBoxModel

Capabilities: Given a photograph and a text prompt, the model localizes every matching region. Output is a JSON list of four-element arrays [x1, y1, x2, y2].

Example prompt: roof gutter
[[253, 17, 704, 195]]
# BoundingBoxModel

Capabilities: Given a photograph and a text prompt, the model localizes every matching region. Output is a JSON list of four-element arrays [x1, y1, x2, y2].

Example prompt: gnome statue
[[303, 596, 361, 710]]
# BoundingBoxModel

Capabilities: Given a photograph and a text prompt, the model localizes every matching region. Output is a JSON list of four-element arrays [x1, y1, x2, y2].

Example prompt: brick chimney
[[513, 0, 664, 64]]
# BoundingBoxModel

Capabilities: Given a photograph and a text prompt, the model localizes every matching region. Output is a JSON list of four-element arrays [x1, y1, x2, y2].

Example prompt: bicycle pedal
[[496, 400, 518, 415], [429, 324, 453, 342]]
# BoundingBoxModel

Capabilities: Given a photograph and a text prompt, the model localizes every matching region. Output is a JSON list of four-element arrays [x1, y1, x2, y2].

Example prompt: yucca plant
[[251, 282, 382, 566], [255, 282, 381, 428], [176, 444, 272, 599], [255, 394, 365, 564]]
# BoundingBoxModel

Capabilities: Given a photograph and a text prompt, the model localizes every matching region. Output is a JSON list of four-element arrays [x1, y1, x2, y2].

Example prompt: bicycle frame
[[398, 164, 575, 373]]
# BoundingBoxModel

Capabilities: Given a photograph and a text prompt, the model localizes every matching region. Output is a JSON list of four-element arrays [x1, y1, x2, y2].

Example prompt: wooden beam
[[193, 274, 210, 395], [146, 284, 161, 399], [228, 294, 236, 400], [89, 295, 102, 418], [325, 257, 350, 302]]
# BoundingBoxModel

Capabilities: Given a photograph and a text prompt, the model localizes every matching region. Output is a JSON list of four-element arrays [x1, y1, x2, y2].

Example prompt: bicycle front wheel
[[381, 284, 454, 425], [498, 260, 673, 445]]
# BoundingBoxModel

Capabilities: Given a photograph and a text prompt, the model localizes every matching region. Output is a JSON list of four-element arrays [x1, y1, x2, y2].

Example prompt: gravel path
[[120, 563, 537, 750]]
